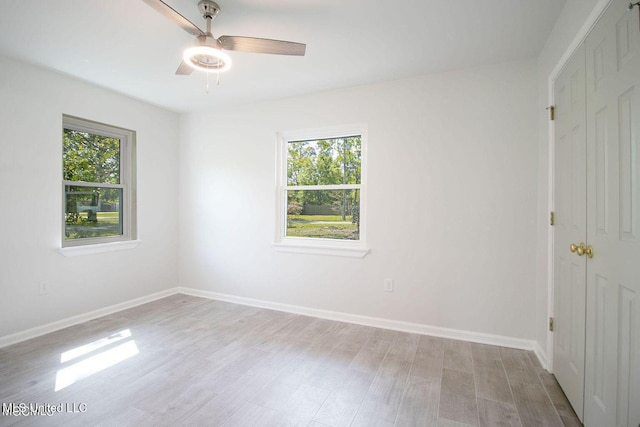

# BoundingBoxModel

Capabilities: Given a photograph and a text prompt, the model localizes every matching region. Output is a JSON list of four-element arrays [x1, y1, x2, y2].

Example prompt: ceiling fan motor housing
[[195, 34, 222, 50], [198, 0, 220, 19]]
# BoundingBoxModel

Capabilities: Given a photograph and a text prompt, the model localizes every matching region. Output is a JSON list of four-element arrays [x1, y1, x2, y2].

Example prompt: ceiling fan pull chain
[[205, 68, 210, 93]]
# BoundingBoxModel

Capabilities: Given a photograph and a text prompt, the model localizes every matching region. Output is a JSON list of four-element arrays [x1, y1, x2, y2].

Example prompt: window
[[276, 125, 368, 257], [62, 115, 136, 247]]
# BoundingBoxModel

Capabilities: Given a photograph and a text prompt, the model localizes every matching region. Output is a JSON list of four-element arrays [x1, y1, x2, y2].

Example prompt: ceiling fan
[[142, 0, 306, 75]]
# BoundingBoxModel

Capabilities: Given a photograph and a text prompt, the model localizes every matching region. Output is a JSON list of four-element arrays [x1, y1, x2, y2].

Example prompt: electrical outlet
[[384, 279, 394, 292], [38, 282, 49, 295]]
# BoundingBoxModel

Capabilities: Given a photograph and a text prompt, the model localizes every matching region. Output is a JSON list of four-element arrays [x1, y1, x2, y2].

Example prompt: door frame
[[546, 0, 612, 372]]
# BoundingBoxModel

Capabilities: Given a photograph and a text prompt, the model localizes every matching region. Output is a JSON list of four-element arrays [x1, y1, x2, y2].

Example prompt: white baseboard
[[177, 286, 538, 353], [1, 285, 543, 367], [534, 341, 549, 370], [0, 288, 179, 348]]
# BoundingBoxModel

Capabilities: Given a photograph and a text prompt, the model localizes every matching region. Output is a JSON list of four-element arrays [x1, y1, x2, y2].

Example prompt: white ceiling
[[0, 0, 565, 113]]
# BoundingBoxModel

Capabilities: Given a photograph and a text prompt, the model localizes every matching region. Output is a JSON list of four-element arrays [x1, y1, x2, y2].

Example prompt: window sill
[[273, 241, 370, 258], [57, 240, 141, 257]]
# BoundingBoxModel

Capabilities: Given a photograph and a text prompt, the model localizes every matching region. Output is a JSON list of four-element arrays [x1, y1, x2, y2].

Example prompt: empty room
[[0, 0, 638, 426]]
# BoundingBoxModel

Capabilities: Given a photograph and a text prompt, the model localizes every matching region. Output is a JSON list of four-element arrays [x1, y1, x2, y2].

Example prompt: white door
[[584, 1, 640, 426], [553, 43, 587, 421]]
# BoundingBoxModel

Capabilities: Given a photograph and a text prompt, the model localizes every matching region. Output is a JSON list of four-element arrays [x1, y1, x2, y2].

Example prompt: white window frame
[[61, 115, 137, 249], [274, 124, 369, 258]]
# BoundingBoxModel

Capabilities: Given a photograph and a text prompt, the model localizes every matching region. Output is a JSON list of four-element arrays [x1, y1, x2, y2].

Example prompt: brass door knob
[[570, 242, 586, 256], [585, 245, 594, 258]]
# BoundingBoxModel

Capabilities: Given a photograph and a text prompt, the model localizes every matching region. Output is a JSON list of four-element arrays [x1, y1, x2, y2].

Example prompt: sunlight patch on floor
[[55, 331, 138, 391], [60, 329, 132, 363]]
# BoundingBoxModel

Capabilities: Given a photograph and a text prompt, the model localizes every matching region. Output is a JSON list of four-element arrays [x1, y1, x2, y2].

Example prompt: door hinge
[[546, 105, 555, 121], [549, 317, 554, 332], [550, 211, 555, 226]]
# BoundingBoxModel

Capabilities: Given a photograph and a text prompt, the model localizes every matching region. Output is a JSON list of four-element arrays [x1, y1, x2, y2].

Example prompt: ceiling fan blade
[[175, 61, 194, 75], [142, 0, 205, 36], [218, 36, 306, 56]]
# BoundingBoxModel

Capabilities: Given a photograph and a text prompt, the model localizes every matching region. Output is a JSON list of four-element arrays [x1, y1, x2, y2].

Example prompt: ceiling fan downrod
[[199, 0, 220, 35]]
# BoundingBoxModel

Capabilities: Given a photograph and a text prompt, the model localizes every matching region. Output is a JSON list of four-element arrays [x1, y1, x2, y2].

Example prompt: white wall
[[535, 0, 604, 362], [0, 55, 180, 337], [179, 59, 539, 341]]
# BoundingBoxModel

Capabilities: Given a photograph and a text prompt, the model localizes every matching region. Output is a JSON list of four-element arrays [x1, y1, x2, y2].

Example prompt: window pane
[[287, 189, 360, 240], [63, 129, 120, 184], [65, 186, 123, 240], [287, 136, 361, 186]]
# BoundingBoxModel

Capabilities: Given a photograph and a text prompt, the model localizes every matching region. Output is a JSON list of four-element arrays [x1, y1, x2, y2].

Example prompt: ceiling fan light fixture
[[183, 45, 231, 73]]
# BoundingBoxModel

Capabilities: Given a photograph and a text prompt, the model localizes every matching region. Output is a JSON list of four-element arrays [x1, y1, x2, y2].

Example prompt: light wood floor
[[0, 294, 581, 426]]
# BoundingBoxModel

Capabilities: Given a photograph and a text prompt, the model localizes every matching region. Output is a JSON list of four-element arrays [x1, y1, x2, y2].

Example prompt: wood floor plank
[[537, 371, 579, 421], [559, 414, 582, 427], [527, 351, 544, 371], [72, 363, 211, 425], [305, 324, 371, 392], [395, 380, 440, 426], [130, 374, 220, 421], [249, 380, 301, 411], [438, 368, 479, 426], [470, 343, 502, 367], [499, 348, 535, 369], [443, 339, 474, 373], [312, 391, 363, 426], [349, 328, 398, 373], [276, 323, 352, 387], [270, 383, 330, 425], [251, 314, 317, 353], [311, 324, 396, 426], [473, 359, 513, 403], [311, 363, 379, 426], [438, 417, 477, 426], [307, 346, 361, 391], [500, 348, 540, 386], [408, 335, 445, 385], [335, 324, 375, 353], [350, 333, 419, 426], [219, 402, 280, 427], [185, 333, 311, 424], [255, 316, 334, 363], [477, 397, 522, 427], [183, 368, 280, 424], [93, 407, 157, 427], [510, 382, 564, 427]]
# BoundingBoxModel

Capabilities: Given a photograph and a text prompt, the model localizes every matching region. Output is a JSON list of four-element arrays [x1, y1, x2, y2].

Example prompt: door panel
[[553, 43, 587, 421], [594, 107, 608, 237], [584, 1, 640, 426], [619, 87, 637, 241]]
